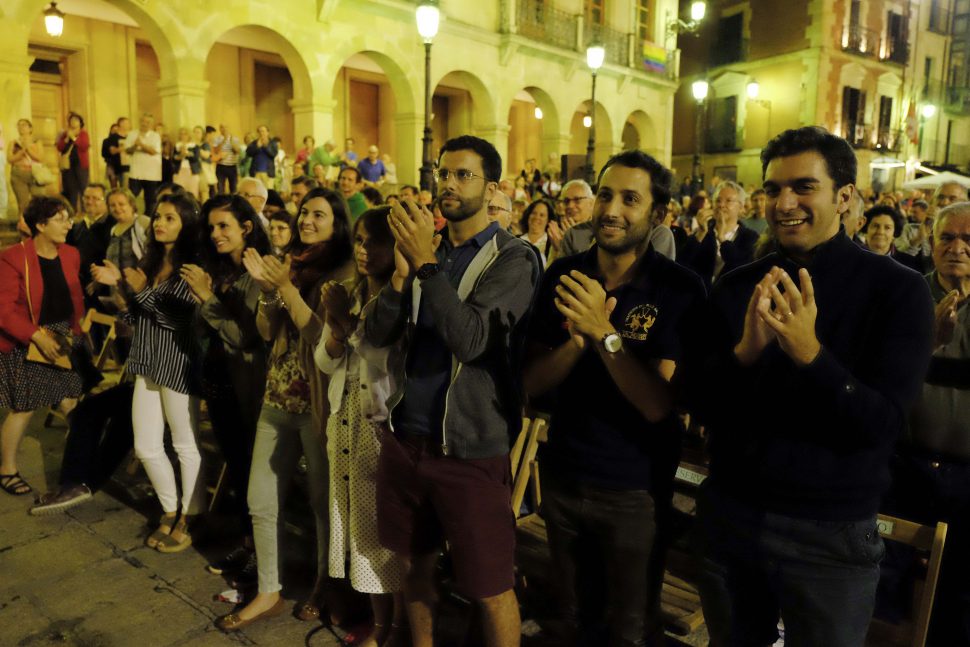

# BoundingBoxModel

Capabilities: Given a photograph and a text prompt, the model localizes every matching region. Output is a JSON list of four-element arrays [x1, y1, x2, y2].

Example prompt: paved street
[[0, 411, 343, 647]]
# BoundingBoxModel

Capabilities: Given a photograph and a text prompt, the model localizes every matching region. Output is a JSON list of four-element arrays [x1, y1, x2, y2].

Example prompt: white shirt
[[124, 130, 162, 181]]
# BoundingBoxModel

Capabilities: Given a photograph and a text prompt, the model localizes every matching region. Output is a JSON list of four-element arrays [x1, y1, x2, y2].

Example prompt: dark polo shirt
[[528, 245, 706, 490]]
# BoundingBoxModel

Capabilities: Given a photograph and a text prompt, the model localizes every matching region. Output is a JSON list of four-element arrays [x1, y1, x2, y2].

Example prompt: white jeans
[[132, 375, 204, 515]]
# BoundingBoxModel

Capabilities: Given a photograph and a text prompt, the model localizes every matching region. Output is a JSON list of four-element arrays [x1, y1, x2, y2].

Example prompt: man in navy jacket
[[688, 127, 934, 646]]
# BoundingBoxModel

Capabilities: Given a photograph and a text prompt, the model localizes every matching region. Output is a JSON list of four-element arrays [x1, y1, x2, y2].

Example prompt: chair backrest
[[869, 514, 948, 647], [80, 308, 118, 371], [510, 417, 546, 516]]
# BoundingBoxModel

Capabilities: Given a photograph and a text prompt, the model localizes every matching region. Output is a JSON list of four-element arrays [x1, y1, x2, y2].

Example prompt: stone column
[[393, 112, 422, 186], [157, 78, 209, 131], [290, 98, 338, 150], [476, 123, 512, 173]]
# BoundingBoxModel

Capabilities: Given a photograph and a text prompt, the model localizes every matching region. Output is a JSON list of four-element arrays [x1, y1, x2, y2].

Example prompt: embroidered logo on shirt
[[622, 304, 659, 341]]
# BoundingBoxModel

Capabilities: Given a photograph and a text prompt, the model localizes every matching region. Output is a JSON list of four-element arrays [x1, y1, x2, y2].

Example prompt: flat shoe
[[215, 597, 287, 632], [156, 515, 195, 553], [145, 513, 177, 549], [294, 601, 320, 622]]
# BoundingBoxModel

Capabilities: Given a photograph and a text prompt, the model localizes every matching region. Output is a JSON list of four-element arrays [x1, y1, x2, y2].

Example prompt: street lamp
[[745, 79, 773, 138], [416, 0, 440, 192], [44, 2, 65, 37], [585, 43, 605, 185], [919, 103, 937, 160], [667, 1, 707, 37], [691, 80, 709, 195]]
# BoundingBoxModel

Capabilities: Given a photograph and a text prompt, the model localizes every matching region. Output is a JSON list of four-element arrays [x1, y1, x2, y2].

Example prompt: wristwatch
[[602, 331, 623, 354], [416, 262, 440, 281]]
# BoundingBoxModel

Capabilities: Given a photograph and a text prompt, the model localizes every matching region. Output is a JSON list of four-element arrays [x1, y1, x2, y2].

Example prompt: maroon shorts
[[376, 430, 516, 599]]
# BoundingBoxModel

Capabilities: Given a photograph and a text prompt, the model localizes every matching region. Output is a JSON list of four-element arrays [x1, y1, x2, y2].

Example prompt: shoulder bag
[[21, 244, 72, 370]]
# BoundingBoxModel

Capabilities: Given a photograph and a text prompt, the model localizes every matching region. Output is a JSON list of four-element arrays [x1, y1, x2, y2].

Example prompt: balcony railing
[[585, 22, 628, 68], [946, 86, 970, 115], [842, 23, 881, 57], [928, 7, 951, 34], [506, 0, 676, 80], [516, 0, 576, 51], [883, 39, 909, 65]]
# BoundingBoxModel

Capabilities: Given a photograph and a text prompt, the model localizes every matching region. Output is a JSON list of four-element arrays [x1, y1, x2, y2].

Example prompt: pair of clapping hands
[[386, 198, 442, 280], [735, 267, 820, 367], [89, 259, 218, 304]]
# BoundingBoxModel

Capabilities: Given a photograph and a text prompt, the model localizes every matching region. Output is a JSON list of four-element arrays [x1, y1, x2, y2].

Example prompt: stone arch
[[621, 110, 659, 155], [433, 69, 497, 134], [569, 99, 614, 171], [506, 86, 561, 180], [16, 0, 180, 78], [321, 47, 418, 119]]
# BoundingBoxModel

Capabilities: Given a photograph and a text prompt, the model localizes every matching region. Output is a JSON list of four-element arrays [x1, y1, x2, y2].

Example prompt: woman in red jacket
[[55, 112, 90, 213], [0, 197, 85, 496]]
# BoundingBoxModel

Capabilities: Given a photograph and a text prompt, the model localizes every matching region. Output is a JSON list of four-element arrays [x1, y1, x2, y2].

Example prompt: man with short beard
[[523, 150, 706, 646], [366, 135, 540, 647]]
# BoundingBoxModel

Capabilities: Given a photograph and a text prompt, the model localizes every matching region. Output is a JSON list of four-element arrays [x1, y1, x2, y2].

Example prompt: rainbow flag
[[642, 42, 667, 74]]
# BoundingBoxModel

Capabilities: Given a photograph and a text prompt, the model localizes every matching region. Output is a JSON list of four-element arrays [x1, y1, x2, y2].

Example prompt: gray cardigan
[[365, 227, 541, 459]]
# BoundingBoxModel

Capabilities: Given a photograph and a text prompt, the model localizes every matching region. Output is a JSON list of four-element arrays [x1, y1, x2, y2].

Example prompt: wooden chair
[[867, 515, 948, 647], [510, 417, 546, 517]]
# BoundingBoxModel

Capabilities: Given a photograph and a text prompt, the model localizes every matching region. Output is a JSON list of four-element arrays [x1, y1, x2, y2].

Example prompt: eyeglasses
[[434, 168, 485, 184], [559, 196, 591, 206], [487, 206, 511, 215]]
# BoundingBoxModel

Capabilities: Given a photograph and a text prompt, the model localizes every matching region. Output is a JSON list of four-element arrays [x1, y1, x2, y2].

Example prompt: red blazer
[[56, 129, 91, 170], [0, 238, 84, 353]]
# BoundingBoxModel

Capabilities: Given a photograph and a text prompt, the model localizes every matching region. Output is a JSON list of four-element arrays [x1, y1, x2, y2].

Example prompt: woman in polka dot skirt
[[315, 207, 405, 647]]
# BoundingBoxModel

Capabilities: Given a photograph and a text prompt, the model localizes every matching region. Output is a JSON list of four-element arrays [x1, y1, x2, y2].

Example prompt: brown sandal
[[145, 512, 177, 548], [156, 514, 195, 553]]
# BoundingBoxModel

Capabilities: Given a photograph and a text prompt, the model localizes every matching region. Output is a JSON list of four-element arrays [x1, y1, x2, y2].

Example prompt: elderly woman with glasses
[[0, 197, 85, 496]]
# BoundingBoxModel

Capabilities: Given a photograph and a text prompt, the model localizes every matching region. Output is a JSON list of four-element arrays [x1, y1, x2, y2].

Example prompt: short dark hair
[[750, 188, 766, 198], [84, 182, 108, 196], [339, 166, 362, 184], [438, 135, 502, 183], [290, 175, 320, 190], [400, 184, 419, 197], [519, 198, 557, 235], [361, 186, 384, 206], [154, 182, 187, 201], [761, 126, 856, 189], [864, 204, 905, 238], [205, 125, 217, 134], [67, 111, 84, 129], [24, 197, 69, 236], [912, 199, 929, 210], [597, 149, 674, 215], [265, 189, 286, 211]]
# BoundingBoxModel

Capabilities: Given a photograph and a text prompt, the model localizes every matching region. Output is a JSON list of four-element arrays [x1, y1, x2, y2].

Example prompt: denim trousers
[[882, 451, 970, 646], [541, 473, 659, 647], [693, 480, 883, 647], [247, 405, 328, 594]]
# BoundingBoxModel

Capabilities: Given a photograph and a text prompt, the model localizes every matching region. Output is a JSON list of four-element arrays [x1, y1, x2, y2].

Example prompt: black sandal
[[0, 472, 33, 496]]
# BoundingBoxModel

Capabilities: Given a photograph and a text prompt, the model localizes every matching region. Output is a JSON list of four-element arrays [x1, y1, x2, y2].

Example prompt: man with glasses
[[681, 180, 758, 287], [488, 191, 514, 231], [68, 183, 114, 307], [366, 135, 541, 647], [557, 179, 596, 258], [236, 177, 269, 231], [932, 181, 969, 215]]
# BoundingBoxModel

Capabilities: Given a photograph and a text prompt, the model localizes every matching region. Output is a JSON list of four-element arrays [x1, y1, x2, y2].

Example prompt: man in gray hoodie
[[366, 135, 541, 647]]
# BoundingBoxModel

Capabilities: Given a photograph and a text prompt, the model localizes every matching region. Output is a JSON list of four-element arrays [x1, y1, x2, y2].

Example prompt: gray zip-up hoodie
[[365, 227, 541, 459]]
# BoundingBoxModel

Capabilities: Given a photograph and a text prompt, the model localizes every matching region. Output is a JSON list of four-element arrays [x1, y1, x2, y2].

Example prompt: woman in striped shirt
[[116, 193, 207, 553], [215, 187, 354, 632]]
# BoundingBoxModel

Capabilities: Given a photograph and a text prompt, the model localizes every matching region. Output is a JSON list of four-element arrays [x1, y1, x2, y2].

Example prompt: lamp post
[[918, 103, 937, 161], [745, 79, 773, 141], [691, 80, 709, 195], [416, 1, 440, 192], [585, 43, 605, 186]]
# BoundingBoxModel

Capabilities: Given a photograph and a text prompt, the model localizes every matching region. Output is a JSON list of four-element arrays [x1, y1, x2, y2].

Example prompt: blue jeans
[[693, 480, 883, 647], [541, 473, 659, 647]]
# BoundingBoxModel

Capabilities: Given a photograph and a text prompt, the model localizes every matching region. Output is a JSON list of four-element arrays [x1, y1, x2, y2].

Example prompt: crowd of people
[[0, 123, 969, 647]]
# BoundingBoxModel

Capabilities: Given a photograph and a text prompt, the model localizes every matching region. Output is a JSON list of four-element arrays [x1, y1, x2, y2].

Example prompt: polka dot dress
[[326, 366, 402, 594], [0, 321, 82, 412]]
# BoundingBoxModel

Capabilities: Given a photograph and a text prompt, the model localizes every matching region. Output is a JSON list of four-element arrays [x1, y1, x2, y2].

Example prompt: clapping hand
[[554, 270, 618, 345], [547, 220, 564, 251], [91, 259, 122, 287], [179, 264, 213, 303], [734, 270, 779, 366], [755, 267, 820, 366], [321, 281, 352, 341], [123, 267, 148, 293], [388, 199, 439, 269], [242, 248, 275, 293], [934, 290, 962, 348]]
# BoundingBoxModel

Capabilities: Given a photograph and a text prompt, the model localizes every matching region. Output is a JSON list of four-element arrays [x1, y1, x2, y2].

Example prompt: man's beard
[[594, 216, 652, 254], [439, 189, 485, 222]]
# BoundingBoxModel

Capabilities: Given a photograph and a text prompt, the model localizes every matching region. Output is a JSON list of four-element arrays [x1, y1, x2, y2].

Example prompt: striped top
[[126, 276, 199, 394], [214, 135, 241, 166]]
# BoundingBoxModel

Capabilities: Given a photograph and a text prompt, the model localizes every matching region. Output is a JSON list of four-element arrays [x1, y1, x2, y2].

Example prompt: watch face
[[604, 333, 623, 353]]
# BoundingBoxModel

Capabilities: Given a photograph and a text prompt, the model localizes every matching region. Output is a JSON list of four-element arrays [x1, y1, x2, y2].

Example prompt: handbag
[[30, 160, 55, 186], [21, 244, 72, 370], [59, 142, 74, 171]]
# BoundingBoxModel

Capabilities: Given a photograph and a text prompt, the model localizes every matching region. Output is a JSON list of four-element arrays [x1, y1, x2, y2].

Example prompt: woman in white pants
[[108, 192, 206, 552]]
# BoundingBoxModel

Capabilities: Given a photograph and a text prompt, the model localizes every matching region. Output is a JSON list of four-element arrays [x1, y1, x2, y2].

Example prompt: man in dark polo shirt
[[366, 135, 541, 647], [524, 150, 705, 647], [688, 127, 934, 646]]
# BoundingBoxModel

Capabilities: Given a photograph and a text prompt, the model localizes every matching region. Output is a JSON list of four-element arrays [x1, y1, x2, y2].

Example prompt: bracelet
[[258, 291, 282, 308]]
